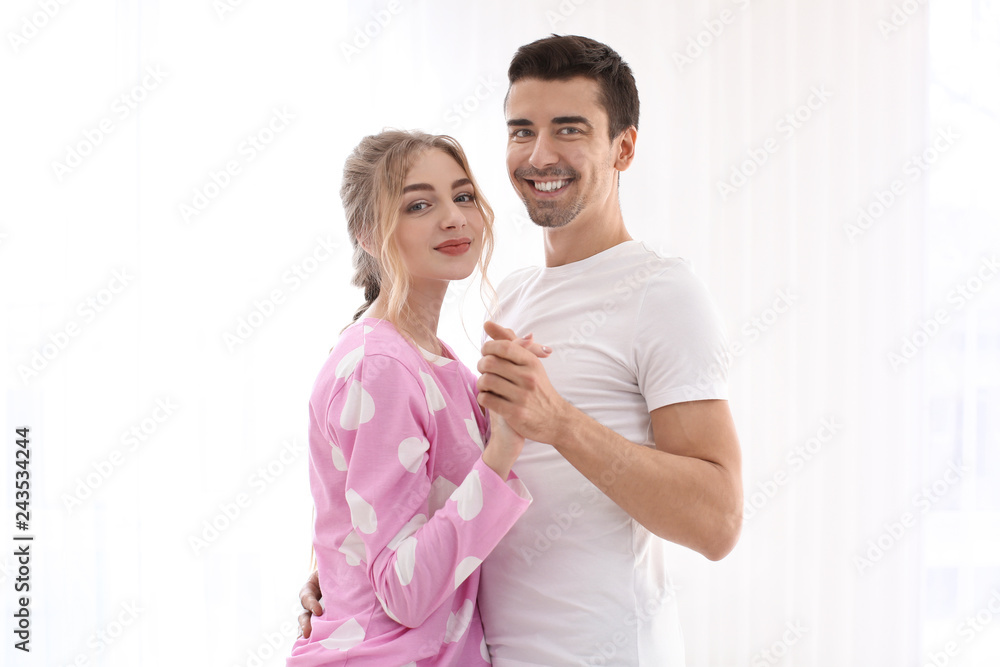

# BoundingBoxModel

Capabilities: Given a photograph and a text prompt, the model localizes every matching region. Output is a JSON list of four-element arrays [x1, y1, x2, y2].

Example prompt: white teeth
[[533, 179, 567, 192]]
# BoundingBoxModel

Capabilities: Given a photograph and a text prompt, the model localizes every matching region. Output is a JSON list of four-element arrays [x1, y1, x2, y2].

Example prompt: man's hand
[[481, 329, 552, 479], [297, 570, 322, 638], [477, 321, 570, 445]]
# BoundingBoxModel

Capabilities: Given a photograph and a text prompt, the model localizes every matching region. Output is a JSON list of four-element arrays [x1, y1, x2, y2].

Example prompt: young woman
[[286, 130, 545, 666]]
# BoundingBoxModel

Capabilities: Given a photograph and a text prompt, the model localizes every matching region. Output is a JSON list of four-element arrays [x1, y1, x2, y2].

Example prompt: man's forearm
[[552, 407, 742, 560]]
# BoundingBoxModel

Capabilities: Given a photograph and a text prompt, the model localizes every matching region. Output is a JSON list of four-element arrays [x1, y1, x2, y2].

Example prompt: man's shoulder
[[626, 240, 691, 276], [626, 242, 712, 294]]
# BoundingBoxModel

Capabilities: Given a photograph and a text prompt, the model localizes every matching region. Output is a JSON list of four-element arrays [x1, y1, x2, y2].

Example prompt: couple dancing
[[287, 35, 743, 667]]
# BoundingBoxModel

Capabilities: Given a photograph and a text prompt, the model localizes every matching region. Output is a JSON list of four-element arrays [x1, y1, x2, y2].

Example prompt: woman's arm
[[299, 335, 548, 636], [321, 352, 533, 628]]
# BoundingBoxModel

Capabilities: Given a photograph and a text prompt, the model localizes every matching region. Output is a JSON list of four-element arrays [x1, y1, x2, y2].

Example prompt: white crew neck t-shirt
[[478, 240, 730, 666]]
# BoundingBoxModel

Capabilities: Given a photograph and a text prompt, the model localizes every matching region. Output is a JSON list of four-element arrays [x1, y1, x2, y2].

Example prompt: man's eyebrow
[[402, 178, 472, 194], [553, 116, 592, 127], [506, 116, 594, 128]]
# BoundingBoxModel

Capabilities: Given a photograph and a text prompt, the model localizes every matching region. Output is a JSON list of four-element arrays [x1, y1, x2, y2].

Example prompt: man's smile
[[528, 178, 572, 194]]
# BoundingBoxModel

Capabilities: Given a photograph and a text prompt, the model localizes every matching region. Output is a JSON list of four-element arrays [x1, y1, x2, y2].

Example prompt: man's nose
[[529, 132, 559, 169]]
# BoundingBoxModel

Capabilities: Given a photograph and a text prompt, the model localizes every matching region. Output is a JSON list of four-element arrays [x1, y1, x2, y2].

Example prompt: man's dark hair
[[506, 34, 639, 141]]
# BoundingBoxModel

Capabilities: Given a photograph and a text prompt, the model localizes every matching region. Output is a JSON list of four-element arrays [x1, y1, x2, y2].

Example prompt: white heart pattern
[[428, 476, 458, 518], [319, 617, 365, 651], [397, 436, 429, 474], [388, 514, 427, 551], [330, 441, 347, 471], [453, 470, 483, 521], [444, 598, 476, 643], [335, 344, 364, 379], [419, 370, 447, 412], [465, 413, 484, 451], [375, 591, 402, 624], [340, 380, 375, 430], [345, 488, 377, 534], [454, 556, 482, 590], [338, 529, 365, 566], [394, 536, 418, 586]]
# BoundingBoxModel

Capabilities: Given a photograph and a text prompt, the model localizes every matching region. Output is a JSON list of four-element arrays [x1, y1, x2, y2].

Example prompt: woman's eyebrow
[[402, 177, 472, 194]]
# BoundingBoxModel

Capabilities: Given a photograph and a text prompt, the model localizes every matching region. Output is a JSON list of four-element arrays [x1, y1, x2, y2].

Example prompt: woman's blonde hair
[[340, 130, 495, 341]]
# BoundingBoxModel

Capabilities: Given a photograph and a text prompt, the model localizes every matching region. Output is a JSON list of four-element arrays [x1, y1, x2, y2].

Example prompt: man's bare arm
[[477, 322, 742, 560]]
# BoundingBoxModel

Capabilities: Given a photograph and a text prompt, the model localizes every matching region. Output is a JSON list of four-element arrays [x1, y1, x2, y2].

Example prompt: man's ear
[[613, 126, 638, 172]]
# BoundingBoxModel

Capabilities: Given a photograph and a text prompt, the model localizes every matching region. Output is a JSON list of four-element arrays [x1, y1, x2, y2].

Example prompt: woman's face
[[393, 148, 485, 288]]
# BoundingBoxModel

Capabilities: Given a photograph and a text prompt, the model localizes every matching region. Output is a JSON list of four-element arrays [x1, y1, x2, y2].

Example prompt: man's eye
[[512, 129, 533, 139], [558, 127, 581, 134]]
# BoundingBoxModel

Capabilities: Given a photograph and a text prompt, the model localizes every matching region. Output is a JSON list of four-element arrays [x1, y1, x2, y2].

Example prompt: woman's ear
[[358, 235, 376, 257]]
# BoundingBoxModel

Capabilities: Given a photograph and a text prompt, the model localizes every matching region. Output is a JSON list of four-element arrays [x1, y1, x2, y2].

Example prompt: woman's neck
[[366, 282, 446, 354]]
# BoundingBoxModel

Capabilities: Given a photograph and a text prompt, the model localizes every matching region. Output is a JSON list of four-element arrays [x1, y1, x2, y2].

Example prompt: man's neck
[[543, 217, 632, 267]]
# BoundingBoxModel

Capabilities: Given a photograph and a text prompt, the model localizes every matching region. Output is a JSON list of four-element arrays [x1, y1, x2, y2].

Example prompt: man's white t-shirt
[[479, 240, 730, 666]]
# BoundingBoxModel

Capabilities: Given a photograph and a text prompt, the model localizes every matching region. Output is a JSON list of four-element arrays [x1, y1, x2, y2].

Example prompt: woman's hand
[[297, 569, 323, 638], [481, 332, 550, 481]]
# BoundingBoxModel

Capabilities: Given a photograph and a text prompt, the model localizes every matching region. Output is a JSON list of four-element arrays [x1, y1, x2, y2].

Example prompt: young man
[[301, 35, 742, 666]]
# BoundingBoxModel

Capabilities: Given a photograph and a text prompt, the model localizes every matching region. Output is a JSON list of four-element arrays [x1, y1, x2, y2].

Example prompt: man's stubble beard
[[524, 195, 585, 229]]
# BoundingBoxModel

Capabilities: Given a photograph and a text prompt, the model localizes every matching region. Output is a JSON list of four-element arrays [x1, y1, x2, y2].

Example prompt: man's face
[[505, 76, 620, 229]]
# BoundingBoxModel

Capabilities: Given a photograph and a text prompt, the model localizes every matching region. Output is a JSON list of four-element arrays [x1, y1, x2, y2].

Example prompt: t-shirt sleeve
[[633, 261, 731, 411], [327, 351, 531, 628]]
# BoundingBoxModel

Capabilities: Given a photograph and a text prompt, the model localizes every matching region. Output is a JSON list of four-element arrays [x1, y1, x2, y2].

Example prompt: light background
[[2, 1, 999, 666]]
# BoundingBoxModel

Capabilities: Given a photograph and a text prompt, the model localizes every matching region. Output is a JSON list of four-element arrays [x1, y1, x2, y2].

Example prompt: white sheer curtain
[[3, 1, 997, 666]]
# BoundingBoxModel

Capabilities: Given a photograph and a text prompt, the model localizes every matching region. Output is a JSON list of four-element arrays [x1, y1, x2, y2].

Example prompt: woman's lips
[[435, 238, 472, 255]]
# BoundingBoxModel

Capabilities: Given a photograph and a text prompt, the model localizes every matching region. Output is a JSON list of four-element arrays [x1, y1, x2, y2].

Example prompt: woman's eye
[[455, 193, 475, 203], [407, 201, 429, 212]]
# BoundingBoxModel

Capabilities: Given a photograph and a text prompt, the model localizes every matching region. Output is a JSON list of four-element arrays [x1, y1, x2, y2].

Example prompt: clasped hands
[[477, 321, 568, 447]]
